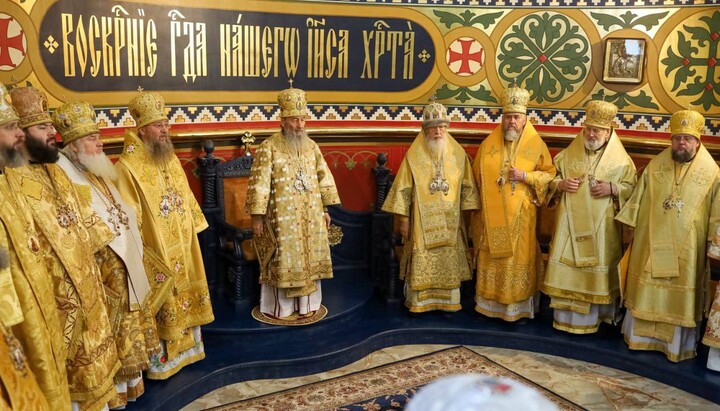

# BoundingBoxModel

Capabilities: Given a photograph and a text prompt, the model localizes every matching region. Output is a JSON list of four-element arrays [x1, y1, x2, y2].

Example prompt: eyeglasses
[[671, 135, 696, 143], [150, 122, 171, 131]]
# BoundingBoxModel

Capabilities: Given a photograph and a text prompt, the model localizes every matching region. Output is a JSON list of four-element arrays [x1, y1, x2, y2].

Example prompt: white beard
[[503, 129, 520, 142], [426, 137, 448, 159], [78, 150, 118, 181], [584, 139, 606, 151]]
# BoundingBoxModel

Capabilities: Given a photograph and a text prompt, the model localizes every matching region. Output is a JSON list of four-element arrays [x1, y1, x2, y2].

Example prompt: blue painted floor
[[132, 269, 720, 410]]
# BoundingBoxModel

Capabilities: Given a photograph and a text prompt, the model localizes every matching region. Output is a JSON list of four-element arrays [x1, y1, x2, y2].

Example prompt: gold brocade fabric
[[0, 237, 22, 330], [0, 233, 22, 328], [382, 132, 479, 303], [115, 132, 214, 350], [0, 176, 70, 410], [704, 285, 720, 348], [5, 164, 120, 408], [616, 146, 720, 331], [95, 247, 155, 382], [542, 131, 637, 308], [0, 323, 50, 411], [245, 133, 341, 296], [472, 123, 555, 305]]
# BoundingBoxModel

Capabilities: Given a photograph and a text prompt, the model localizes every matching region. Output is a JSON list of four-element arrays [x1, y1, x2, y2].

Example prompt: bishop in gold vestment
[[115, 90, 214, 379], [616, 109, 720, 362], [54, 101, 173, 405], [0, 86, 57, 411], [246, 86, 340, 320], [382, 101, 479, 313], [9, 86, 120, 410], [542, 101, 637, 334], [472, 84, 556, 321]]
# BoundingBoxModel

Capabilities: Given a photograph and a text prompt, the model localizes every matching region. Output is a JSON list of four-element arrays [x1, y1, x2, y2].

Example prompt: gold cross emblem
[[487, 145, 499, 158]]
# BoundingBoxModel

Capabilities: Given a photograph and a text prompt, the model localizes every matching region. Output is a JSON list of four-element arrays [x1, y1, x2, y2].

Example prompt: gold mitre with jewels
[[501, 83, 530, 114], [10, 86, 52, 129], [0, 84, 19, 126], [277, 84, 309, 118], [51, 101, 100, 144], [584, 100, 617, 130], [670, 109, 704, 139], [422, 100, 450, 128], [129, 89, 168, 128]]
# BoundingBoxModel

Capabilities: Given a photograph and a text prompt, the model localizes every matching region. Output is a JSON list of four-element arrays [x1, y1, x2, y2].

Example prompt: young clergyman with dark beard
[[7, 85, 120, 411], [114, 89, 214, 379]]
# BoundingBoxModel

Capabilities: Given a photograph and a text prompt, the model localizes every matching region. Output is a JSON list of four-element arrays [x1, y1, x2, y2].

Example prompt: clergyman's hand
[[324, 212, 331, 229], [251, 215, 264, 237], [508, 167, 526, 182], [559, 177, 581, 193], [590, 180, 613, 198]]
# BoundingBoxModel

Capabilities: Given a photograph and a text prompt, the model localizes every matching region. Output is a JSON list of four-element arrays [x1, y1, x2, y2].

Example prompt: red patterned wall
[[175, 142, 655, 212]]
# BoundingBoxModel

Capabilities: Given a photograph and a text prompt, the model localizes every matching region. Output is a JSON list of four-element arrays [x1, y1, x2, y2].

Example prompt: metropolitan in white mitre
[[382, 100, 480, 313]]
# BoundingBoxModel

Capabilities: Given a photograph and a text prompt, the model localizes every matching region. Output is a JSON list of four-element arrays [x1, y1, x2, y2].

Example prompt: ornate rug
[[211, 346, 586, 411], [251, 305, 328, 326]]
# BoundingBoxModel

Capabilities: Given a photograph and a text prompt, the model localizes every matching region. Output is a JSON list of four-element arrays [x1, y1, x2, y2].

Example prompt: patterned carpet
[[211, 346, 585, 411]]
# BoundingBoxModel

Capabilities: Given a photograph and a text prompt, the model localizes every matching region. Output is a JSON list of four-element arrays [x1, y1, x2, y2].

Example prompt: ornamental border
[[92, 104, 720, 136], [315, 0, 716, 7]]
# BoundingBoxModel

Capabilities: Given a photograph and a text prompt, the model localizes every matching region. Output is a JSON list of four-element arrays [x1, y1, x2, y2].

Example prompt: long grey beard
[[147, 139, 175, 164], [503, 129, 520, 142], [282, 128, 308, 154], [77, 150, 118, 181]]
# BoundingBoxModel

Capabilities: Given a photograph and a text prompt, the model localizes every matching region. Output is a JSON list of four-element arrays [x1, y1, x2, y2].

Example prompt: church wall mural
[[1, 0, 719, 210]]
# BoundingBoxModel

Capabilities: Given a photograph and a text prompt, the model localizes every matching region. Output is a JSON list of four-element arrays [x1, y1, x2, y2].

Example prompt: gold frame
[[603, 38, 646, 84]]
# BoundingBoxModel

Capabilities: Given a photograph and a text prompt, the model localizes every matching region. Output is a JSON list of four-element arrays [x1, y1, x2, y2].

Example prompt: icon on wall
[[603, 38, 646, 84]]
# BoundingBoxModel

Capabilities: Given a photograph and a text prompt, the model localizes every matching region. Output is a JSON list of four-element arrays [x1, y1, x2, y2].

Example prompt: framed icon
[[603, 38, 646, 84]]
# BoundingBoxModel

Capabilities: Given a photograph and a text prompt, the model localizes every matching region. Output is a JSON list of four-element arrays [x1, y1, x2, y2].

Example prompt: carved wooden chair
[[371, 153, 404, 303], [198, 136, 258, 305]]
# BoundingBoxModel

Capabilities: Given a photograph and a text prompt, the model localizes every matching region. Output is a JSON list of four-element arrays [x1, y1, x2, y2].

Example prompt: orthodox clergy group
[[0, 84, 214, 411], [383, 83, 720, 369], [1, 76, 720, 411]]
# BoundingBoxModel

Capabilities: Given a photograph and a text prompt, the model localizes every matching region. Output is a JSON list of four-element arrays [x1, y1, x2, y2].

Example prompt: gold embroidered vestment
[[115, 131, 214, 368], [616, 146, 720, 340], [382, 132, 479, 311], [472, 122, 556, 305], [542, 131, 637, 312], [245, 133, 341, 297], [0, 175, 70, 409], [6, 164, 120, 410]]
